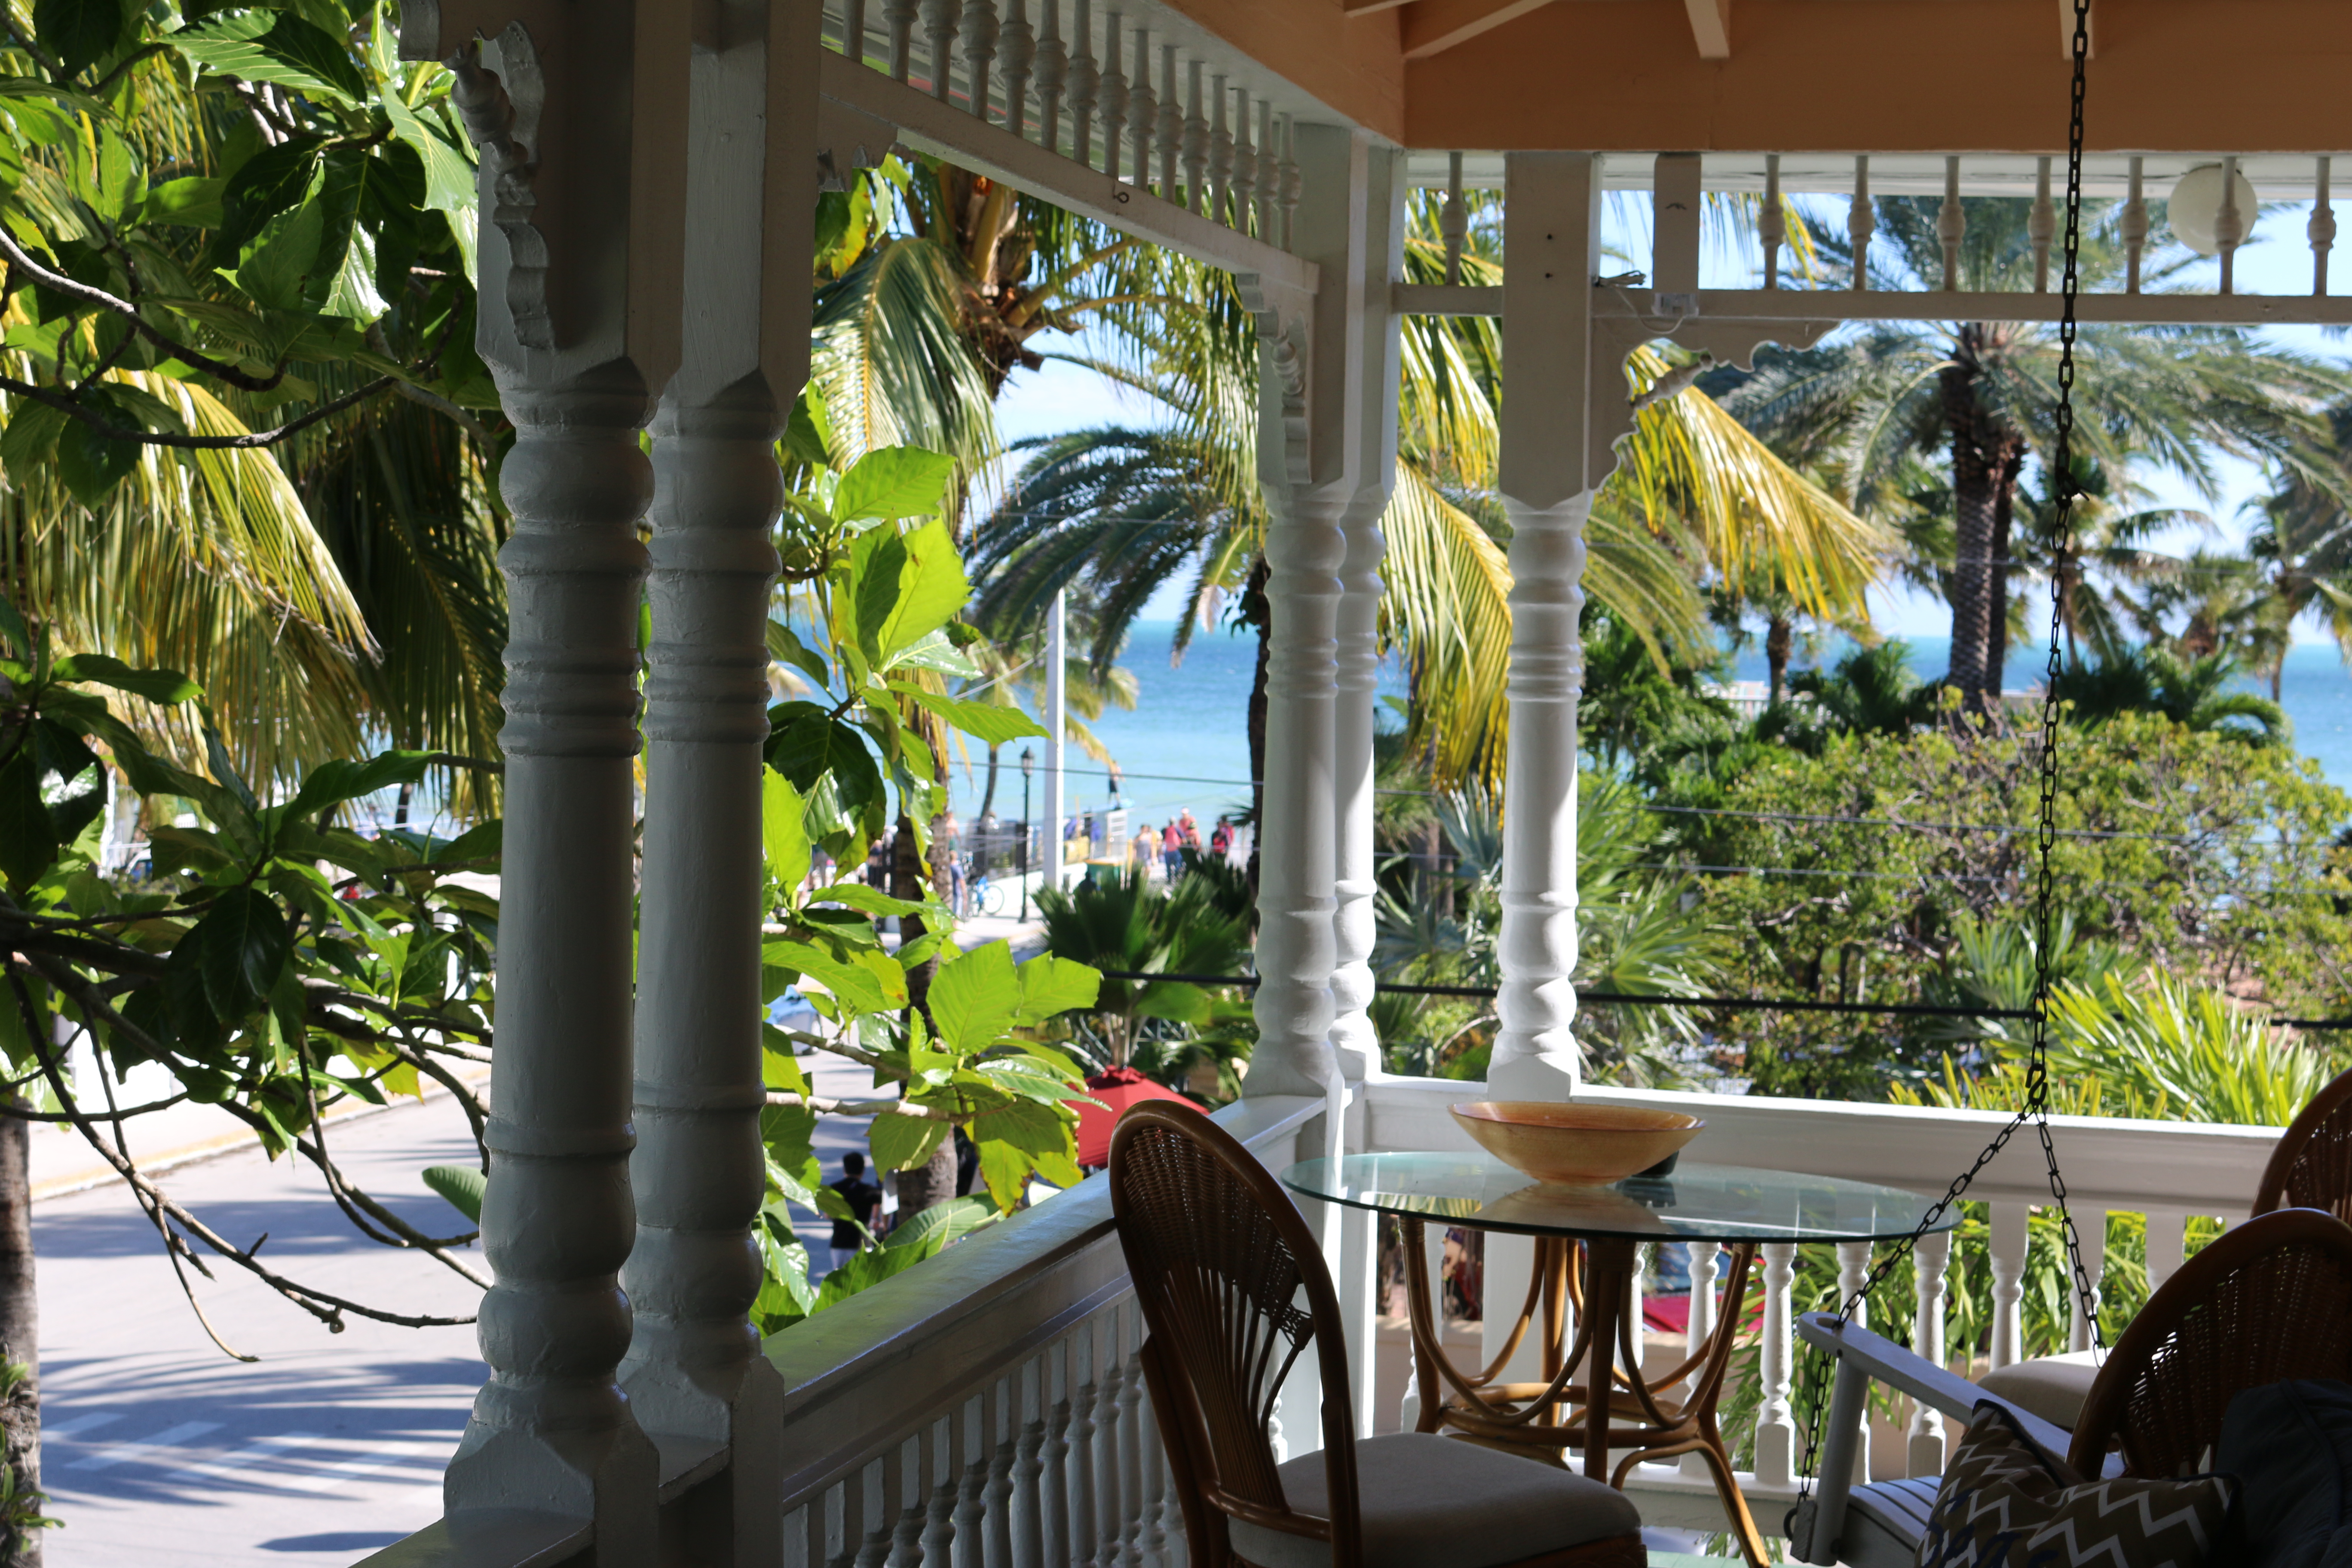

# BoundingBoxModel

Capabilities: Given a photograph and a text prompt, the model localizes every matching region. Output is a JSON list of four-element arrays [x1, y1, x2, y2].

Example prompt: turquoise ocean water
[[939, 621, 2352, 834]]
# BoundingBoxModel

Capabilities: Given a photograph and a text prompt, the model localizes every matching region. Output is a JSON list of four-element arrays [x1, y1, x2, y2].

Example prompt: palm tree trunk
[[887, 816, 959, 1220], [1984, 446, 2024, 698], [1941, 354, 2000, 713], [1765, 614, 1793, 704], [976, 743, 1000, 824]]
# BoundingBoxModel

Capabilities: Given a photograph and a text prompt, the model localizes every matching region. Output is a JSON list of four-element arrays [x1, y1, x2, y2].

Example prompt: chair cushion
[[2218, 1378, 2352, 1567], [1224, 1432, 1641, 1568], [1974, 1349, 2102, 1431], [1914, 1402, 2235, 1567]]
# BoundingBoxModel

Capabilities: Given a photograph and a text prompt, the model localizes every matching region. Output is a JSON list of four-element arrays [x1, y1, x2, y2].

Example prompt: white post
[[1988, 1202, 2028, 1370], [1753, 1242, 1798, 1488], [400, 5, 687, 1553], [1834, 1242, 1872, 1485], [1679, 1241, 1721, 1481], [1490, 152, 1603, 1102], [1044, 588, 1067, 892], [2067, 1211, 2107, 1355], [1908, 1232, 1952, 1476], [2145, 1208, 2188, 1294]]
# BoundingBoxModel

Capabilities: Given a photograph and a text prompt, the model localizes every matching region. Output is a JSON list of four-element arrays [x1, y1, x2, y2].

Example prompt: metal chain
[[1789, 0, 2098, 1536]]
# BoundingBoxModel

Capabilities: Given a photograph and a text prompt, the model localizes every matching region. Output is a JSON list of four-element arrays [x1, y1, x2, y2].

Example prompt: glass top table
[[1280, 1152, 1958, 1243]]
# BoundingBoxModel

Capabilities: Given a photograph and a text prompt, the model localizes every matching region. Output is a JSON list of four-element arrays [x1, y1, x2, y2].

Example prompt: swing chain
[[1788, 0, 2098, 1540]]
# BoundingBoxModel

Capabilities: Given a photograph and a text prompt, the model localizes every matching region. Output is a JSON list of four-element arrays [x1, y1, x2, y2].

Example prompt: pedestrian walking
[[1161, 819, 1183, 881], [827, 1152, 882, 1274]]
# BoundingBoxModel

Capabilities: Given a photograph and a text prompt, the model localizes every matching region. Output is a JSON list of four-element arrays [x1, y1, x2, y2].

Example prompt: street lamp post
[[1019, 746, 1035, 921]]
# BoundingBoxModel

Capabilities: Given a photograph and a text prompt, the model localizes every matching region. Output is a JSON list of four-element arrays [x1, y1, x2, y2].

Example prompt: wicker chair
[[1107, 1101, 1646, 1568], [1789, 1206, 2352, 1567], [1973, 1063, 2352, 1431]]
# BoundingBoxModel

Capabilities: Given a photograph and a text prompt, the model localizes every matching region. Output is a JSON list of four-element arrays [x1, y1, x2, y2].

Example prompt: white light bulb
[[2166, 163, 2259, 257]]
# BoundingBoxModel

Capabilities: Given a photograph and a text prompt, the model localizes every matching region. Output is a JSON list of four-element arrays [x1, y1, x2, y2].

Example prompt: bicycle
[[970, 872, 1011, 917]]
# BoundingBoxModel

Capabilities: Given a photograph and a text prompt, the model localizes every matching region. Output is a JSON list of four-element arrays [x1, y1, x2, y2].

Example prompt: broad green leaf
[[811, 1234, 934, 1311], [833, 446, 955, 524], [873, 520, 971, 667], [51, 653, 200, 704], [194, 885, 292, 1017], [891, 686, 1048, 745], [231, 198, 326, 312], [762, 939, 904, 1015], [887, 630, 982, 679], [928, 941, 1020, 1054], [144, 175, 226, 227], [34, 0, 129, 79], [422, 1164, 485, 1223], [808, 881, 927, 919], [374, 31, 474, 217], [1014, 954, 1102, 1025], [975, 1137, 1032, 1213], [215, 134, 325, 252], [851, 527, 908, 662], [766, 714, 882, 810], [52, 391, 141, 506], [760, 1028, 811, 1096], [766, 620, 831, 691], [762, 768, 811, 892], [868, 1109, 950, 1174], [173, 11, 367, 105], [884, 1194, 997, 1251], [0, 751, 55, 892], [1135, 981, 1211, 1026]]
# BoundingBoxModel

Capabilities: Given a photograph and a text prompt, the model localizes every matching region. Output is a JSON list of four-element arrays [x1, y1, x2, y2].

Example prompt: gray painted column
[[1490, 152, 1602, 1103], [400, 3, 688, 1554], [622, 1, 817, 1560]]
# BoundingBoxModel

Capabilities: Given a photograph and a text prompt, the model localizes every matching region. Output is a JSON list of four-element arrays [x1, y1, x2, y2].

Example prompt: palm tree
[[2239, 410, 2352, 699], [1718, 196, 2352, 709], [2049, 645, 2288, 745]]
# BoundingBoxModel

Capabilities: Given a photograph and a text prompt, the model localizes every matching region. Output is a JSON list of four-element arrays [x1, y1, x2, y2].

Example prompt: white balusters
[[923, 0, 962, 99], [1834, 1243, 1872, 1485], [1679, 1242, 1721, 1482], [1155, 46, 1180, 198], [1046, 1341, 1078, 1568], [984, 1378, 1017, 1568], [1255, 100, 1279, 238], [1207, 74, 1231, 224], [1908, 1232, 1952, 1476], [1938, 154, 1963, 290], [1230, 87, 1256, 233], [2122, 156, 2149, 294], [2217, 155, 2245, 295], [1136, 1358, 1169, 1568], [1033, 1, 1067, 155], [2145, 1209, 2188, 1294], [1013, 1358, 1049, 1568], [1097, 13, 1126, 181], [2030, 156, 2055, 292], [1848, 155, 1872, 288], [888, 1441, 928, 1568], [1092, 1323, 1126, 1568], [1442, 150, 1467, 284], [856, 1454, 897, 1568], [1066, 0, 1097, 168], [999, 0, 1034, 138], [1759, 153, 1784, 288], [1116, 1323, 1147, 1568], [1277, 115, 1300, 251], [843, 0, 870, 62], [1988, 1202, 2027, 1370], [1124, 26, 1152, 190], [955, 1393, 992, 1568], [1180, 61, 1207, 216], [922, 1421, 960, 1568], [843, 1461, 884, 1568], [1754, 1242, 1799, 1488], [2067, 1211, 2107, 1354], [964, 0, 999, 122], [2315, 156, 2337, 296], [886, 0, 919, 82]]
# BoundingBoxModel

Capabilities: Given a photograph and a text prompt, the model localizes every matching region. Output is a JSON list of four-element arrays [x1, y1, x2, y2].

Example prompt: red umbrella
[[1071, 1066, 1191, 1169]]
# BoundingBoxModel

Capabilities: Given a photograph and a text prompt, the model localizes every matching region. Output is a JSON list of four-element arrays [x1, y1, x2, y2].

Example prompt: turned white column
[[1328, 145, 1405, 1084], [399, 3, 689, 1554], [1044, 588, 1067, 892], [1908, 1231, 1953, 1476], [1490, 153, 1604, 1102], [620, 1, 812, 1559], [1245, 125, 1379, 1101]]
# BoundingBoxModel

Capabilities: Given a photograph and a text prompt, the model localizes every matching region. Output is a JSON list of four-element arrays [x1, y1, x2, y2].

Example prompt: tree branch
[[0, 371, 395, 449], [0, 227, 290, 393]]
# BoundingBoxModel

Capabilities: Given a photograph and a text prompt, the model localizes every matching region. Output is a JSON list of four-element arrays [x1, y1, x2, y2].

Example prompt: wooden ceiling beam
[[1400, 0, 1568, 61], [1685, 0, 1731, 60], [1340, 0, 1415, 13]]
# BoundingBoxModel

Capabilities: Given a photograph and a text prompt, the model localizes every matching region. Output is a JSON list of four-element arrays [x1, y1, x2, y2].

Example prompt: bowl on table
[[1449, 1100, 1703, 1187]]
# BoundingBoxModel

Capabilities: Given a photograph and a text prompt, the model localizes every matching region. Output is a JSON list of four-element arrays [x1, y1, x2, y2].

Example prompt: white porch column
[[620, 0, 813, 1557], [1490, 153, 1604, 1102], [1245, 124, 1376, 1100], [400, 2, 689, 1554], [1327, 146, 1406, 1085], [1044, 588, 1068, 891]]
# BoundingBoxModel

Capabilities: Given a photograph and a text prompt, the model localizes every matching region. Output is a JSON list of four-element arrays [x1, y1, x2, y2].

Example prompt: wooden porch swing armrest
[[1795, 1313, 2071, 1452]]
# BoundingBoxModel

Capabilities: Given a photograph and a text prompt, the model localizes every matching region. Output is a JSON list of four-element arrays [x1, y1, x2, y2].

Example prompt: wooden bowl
[[1449, 1101, 1703, 1186]]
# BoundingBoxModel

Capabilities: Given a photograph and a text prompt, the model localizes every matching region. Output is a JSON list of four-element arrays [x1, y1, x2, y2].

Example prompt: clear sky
[[987, 192, 2352, 641]]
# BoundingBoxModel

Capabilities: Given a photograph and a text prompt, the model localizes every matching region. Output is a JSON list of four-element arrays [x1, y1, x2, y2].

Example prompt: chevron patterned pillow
[[1915, 1402, 2236, 1568]]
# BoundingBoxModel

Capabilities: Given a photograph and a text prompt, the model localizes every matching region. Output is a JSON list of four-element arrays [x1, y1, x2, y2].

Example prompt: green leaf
[[783, 387, 834, 470], [173, 10, 367, 106], [762, 939, 906, 1015], [0, 402, 67, 483], [760, 1029, 810, 1095], [766, 620, 832, 691], [807, 881, 928, 919], [377, 64, 474, 217], [0, 599, 29, 659], [193, 885, 292, 1018], [891, 685, 1048, 745], [873, 520, 972, 668], [144, 175, 228, 228], [833, 446, 955, 524], [1014, 953, 1102, 1025], [928, 940, 1020, 1054], [422, 1164, 485, 1223], [767, 714, 882, 809], [762, 767, 811, 892], [887, 630, 982, 679], [280, 750, 435, 825], [215, 135, 325, 255], [811, 1236, 934, 1312], [884, 1194, 997, 1251], [50, 653, 201, 705], [0, 751, 56, 892], [851, 527, 908, 662], [52, 392, 142, 506], [230, 198, 326, 312], [1134, 981, 1212, 1026], [34, 0, 129, 80], [868, 1110, 950, 1174]]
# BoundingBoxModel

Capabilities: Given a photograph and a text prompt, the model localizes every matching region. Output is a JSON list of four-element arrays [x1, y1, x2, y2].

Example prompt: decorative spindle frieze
[[1938, 154, 1963, 290], [1098, 12, 1127, 181], [1010, 1361, 1047, 1568], [1066, 0, 1097, 169], [1180, 61, 1207, 216], [1230, 87, 1256, 233], [2217, 154, 2245, 296], [963, 0, 998, 122], [1090, 1324, 1125, 1568], [1066, 1335, 1099, 1568], [922, 0, 962, 99], [1255, 99, 1278, 238], [1207, 74, 1232, 225], [1032, 0, 1067, 155], [1116, 1341, 1147, 1568], [885, 0, 918, 82], [1848, 154, 1872, 289], [2029, 156, 2055, 292], [952, 1395, 989, 1568], [1277, 115, 1299, 251], [2314, 156, 2336, 296], [1040, 1346, 1073, 1568], [919, 1424, 958, 1568], [999, 0, 1034, 139], [1125, 27, 1153, 190], [2122, 156, 2148, 294], [1759, 152, 1784, 288], [1155, 46, 1180, 196]]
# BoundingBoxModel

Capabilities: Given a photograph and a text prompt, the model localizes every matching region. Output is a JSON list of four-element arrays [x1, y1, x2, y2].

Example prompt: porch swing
[[1781, 9, 2352, 1561]]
